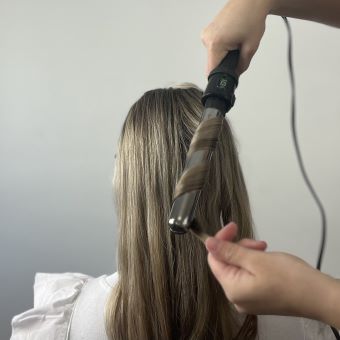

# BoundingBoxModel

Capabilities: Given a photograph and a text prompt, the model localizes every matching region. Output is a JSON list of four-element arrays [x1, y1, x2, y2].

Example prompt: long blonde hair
[[105, 84, 257, 339]]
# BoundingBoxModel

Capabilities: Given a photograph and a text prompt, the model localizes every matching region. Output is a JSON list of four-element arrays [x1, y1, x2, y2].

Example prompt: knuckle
[[200, 25, 221, 50], [219, 242, 237, 263]]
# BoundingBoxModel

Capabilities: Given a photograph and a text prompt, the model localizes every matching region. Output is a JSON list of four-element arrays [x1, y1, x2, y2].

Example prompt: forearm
[[309, 272, 340, 329], [285, 265, 340, 328], [269, 0, 340, 28]]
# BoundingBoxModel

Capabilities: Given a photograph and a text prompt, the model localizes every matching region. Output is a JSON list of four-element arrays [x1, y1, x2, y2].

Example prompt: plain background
[[1, 0, 340, 338]]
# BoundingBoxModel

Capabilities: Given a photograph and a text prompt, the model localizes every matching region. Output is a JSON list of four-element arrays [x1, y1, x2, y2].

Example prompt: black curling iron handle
[[202, 50, 240, 113], [168, 50, 240, 234], [209, 49, 239, 78]]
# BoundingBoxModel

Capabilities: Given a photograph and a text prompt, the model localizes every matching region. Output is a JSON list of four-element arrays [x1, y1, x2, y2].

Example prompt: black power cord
[[282, 16, 340, 340]]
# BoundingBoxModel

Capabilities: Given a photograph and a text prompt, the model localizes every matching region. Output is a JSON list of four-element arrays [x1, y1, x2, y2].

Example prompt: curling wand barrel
[[168, 50, 240, 234]]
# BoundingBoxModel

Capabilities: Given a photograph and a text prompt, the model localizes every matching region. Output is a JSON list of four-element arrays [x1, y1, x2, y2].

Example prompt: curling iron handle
[[208, 50, 240, 81], [202, 50, 240, 113]]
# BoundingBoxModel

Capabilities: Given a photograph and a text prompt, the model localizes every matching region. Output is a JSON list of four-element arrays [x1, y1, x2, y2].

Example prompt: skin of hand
[[205, 222, 340, 328], [202, 0, 340, 76], [201, 0, 272, 75]]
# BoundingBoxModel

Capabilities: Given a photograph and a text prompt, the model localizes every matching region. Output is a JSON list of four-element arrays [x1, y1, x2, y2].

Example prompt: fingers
[[205, 237, 257, 269], [215, 222, 238, 242], [236, 50, 251, 75], [238, 238, 267, 251], [215, 222, 267, 251], [206, 49, 229, 77], [207, 252, 230, 283], [206, 45, 257, 77], [202, 25, 229, 77]]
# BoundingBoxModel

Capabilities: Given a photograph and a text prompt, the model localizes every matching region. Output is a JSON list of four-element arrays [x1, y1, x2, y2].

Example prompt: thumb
[[205, 237, 255, 269], [215, 222, 238, 241], [236, 44, 257, 75]]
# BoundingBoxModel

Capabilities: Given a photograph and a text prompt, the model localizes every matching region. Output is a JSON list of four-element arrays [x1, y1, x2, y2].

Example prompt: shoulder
[[258, 315, 336, 340], [68, 272, 119, 339], [11, 272, 119, 340]]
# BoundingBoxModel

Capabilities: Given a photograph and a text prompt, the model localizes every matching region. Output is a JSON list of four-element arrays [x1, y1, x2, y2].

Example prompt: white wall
[[1, 0, 339, 338]]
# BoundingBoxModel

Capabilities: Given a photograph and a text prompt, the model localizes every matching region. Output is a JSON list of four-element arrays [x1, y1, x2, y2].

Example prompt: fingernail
[[205, 237, 220, 253]]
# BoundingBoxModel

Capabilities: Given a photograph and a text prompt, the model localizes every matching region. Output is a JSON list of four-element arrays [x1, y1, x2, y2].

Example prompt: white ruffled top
[[10, 272, 337, 340]]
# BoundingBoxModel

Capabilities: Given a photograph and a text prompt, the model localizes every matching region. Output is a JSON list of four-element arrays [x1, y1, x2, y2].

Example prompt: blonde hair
[[105, 84, 257, 339]]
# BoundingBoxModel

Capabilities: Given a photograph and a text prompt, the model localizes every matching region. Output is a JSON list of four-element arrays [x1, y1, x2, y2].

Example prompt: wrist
[[322, 277, 340, 328], [259, 0, 275, 15], [292, 268, 334, 323]]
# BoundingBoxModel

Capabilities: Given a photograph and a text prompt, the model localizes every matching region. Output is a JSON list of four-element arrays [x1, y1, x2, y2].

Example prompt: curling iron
[[168, 50, 240, 237]]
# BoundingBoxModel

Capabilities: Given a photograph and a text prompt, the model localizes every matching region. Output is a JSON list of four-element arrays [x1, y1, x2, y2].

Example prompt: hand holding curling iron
[[202, 0, 340, 76]]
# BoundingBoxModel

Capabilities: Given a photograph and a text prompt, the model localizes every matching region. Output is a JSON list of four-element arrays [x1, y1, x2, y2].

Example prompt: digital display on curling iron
[[168, 50, 240, 239]]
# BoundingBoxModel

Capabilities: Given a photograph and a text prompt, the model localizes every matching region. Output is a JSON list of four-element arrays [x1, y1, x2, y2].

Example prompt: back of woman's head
[[106, 84, 256, 340]]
